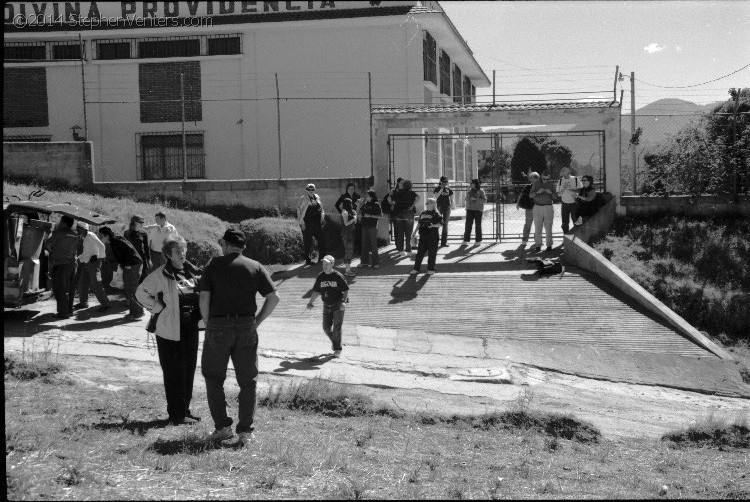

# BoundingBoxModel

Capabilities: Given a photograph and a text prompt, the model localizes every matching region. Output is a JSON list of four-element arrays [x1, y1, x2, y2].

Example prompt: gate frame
[[371, 101, 622, 241]]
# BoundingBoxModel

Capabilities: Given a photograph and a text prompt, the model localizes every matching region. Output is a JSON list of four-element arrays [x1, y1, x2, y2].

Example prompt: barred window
[[425, 128, 440, 180], [441, 134, 453, 179], [3, 135, 52, 142], [3, 67, 48, 128], [53, 44, 82, 60], [208, 36, 241, 56], [455, 139, 465, 182], [139, 61, 202, 123], [463, 76, 472, 104], [466, 143, 474, 180], [4, 44, 46, 61], [139, 39, 200, 58], [422, 31, 437, 85], [452, 64, 462, 103], [439, 50, 451, 96], [97, 42, 130, 60], [139, 132, 205, 180]]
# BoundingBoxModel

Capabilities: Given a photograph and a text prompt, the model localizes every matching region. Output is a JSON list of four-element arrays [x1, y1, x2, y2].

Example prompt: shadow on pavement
[[273, 354, 336, 373], [388, 275, 430, 304]]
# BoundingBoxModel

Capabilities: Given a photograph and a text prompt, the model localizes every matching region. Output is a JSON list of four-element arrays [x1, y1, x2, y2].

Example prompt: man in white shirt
[[556, 167, 582, 234], [144, 211, 178, 271], [75, 222, 111, 312]]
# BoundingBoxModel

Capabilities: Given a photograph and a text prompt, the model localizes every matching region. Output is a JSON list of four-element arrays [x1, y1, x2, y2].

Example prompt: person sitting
[[574, 175, 599, 225]]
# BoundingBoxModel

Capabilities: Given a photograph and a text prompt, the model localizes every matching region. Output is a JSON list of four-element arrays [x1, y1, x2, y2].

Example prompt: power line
[[635, 63, 750, 89]]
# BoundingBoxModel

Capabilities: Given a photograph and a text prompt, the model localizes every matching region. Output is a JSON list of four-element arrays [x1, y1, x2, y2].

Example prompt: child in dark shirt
[[410, 198, 443, 275], [307, 255, 349, 357]]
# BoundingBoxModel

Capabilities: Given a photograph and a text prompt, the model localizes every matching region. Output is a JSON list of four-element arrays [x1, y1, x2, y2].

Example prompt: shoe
[[73, 303, 89, 310], [532, 246, 541, 252], [210, 426, 234, 442], [409, 251, 416, 258], [409, 269, 418, 275], [185, 411, 201, 422], [427, 270, 436, 275], [399, 251, 407, 257], [97, 305, 112, 312], [546, 246, 553, 252], [332, 349, 342, 358], [462, 241, 469, 246], [54, 313, 71, 319], [169, 416, 199, 426], [239, 431, 255, 447], [475, 241, 482, 245]]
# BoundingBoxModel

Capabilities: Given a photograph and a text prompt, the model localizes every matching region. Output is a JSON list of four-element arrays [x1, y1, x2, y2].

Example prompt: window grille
[[441, 134, 453, 179], [53, 43, 82, 60], [208, 35, 242, 55], [137, 131, 205, 180], [439, 50, 451, 96], [3, 135, 52, 142], [455, 139, 465, 181], [452, 64, 462, 103], [92, 35, 242, 60], [139, 38, 200, 58], [4, 43, 46, 61], [463, 76, 472, 104], [425, 128, 440, 180], [96, 41, 131, 60], [422, 31, 437, 85]]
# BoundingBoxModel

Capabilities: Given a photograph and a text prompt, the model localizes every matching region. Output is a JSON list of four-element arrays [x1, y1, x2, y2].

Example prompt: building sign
[[5, 1, 415, 26]]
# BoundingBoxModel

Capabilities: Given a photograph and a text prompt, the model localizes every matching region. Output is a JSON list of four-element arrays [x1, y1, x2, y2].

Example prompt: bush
[[239, 218, 305, 264], [5, 353, 62, 381]]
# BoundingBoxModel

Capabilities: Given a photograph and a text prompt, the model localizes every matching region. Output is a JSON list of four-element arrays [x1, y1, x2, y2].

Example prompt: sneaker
[[332, 349, 342, 358], [409, 269, 418, 275], [73, 303, 89, 310], [399, 251, 407, 257], [185, 411, 201, 422], [545, 246, 553, 252], [169, 416, 199, 426], [532, 246, 541, 252], [427, 270, 436, 275], [238, 431, 255, 447], [462, 241, 470, 246], [210, 426, 234, 442], [475, 241, 482, 245]]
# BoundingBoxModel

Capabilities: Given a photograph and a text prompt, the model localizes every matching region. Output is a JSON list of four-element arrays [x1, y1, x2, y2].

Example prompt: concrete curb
[[562, 234, 734, 360]]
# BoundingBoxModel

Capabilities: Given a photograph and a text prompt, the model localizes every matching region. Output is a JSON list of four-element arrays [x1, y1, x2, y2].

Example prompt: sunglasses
[[307, 188, 315, 191]]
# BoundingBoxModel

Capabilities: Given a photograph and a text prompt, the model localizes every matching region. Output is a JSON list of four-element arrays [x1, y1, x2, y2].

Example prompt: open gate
[[387, 130, 605, 241]]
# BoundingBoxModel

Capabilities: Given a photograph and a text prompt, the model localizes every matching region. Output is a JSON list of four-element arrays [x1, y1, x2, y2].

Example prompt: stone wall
[[3, 141, 93, 186], [621, 195, 750, 217]]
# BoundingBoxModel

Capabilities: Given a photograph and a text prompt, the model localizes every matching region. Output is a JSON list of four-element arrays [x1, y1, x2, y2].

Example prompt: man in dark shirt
[[199, 228, 280, 447], [433, 176, 454, 248], [98, 226, 144, 318], [410, 198, 443, 275], [307, 255, 349, 357], [46, 215, 80, 319], [124, 215, 151, 282]]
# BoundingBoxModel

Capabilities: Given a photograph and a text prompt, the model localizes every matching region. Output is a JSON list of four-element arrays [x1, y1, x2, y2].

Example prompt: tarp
[[3, 201, 117, 225]]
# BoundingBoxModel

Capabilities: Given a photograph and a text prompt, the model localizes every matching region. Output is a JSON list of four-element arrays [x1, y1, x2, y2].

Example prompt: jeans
[[52, 262, 77, 317], [322, 302, 345, 351], [123, 264, 144, 316], [302, 218, 326, 261], [202, 317, 258, 433], [522, 208, 534, 242], [463, 209, 483, 242], [413, 232, 439, 272], [533, 204, 554, 248], [560, 202, 577, 234], [360, 226, 379, 266], [393, 212, 415, 252], [439, 206, 451, 246], [156, 317, 199, 423], [150, 251, 165, 272], [77, 260, 110, 307]]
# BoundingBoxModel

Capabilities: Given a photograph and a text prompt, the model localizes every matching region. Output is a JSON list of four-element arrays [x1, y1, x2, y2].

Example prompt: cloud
[[643, 43, 665, 54]]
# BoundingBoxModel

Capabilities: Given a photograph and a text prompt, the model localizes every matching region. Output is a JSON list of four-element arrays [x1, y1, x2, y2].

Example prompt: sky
[[440, 1, 750, 111]]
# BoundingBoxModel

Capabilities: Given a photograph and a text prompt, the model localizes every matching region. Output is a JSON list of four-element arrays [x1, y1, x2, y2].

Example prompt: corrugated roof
[[372, 101, 619, 114]]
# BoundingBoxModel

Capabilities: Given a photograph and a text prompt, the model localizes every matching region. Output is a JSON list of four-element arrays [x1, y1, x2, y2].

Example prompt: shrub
[[239, 218, 304, 264], [5, 353, 62, 381]]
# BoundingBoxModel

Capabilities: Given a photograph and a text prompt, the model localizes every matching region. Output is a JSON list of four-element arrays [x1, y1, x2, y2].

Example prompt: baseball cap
[[321, 255, 335, 264], [77, 222, 89, 231], [306, 183, 316, 191], [221, 228, 246, 247], [130, 215, 145, 224]]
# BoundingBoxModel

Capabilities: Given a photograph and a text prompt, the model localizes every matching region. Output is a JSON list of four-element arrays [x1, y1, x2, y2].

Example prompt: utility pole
[[368, 72, 373, 178], [275, 73, 282, 209], [630, 72, 637, 194], [492, 70, 496, 106], [180, 73, 187, 181], [731, 90, 740, 203], [79, 33, 88, 141]]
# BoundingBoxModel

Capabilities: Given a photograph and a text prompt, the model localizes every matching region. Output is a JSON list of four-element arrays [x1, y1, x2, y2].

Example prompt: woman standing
[[335, 183, 362, 256], [391, 179, 419, 257], [124, 215, 151, 283], [340, 198, 358, 277], [529, 172, 556, 252], [297, 183, 327, 265], [358, 190, 382, 269], [463, 178, 487, 245], [136, 236, 202, 426]]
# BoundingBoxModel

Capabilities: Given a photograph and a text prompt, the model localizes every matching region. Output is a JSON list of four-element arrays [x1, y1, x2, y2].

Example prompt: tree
[[510, 137, 546, 182], [477, 148, 511, 184], [538, 138, 573, 179]]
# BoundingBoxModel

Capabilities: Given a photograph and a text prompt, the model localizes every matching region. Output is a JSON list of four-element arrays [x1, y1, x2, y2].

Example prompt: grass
[[4, 336, 64, 382], [5, 355, 750, 500], [662, 415, 750, 450], [594, 215, 750, 349]]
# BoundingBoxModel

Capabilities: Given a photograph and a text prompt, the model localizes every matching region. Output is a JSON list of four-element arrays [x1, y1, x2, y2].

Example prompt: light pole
[[619, 72, 637, 194]]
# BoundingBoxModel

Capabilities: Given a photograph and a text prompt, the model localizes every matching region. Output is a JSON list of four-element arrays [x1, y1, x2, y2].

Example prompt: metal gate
[[387, 130, 605, 241]]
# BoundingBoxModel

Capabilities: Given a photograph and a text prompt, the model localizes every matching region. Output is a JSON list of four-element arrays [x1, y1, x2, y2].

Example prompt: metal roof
[[3, 201, 117, 225], [372, 101, 620, 115]]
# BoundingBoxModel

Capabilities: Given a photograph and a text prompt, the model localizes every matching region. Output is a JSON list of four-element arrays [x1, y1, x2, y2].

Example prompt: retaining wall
[[3, 141, 93, 186]]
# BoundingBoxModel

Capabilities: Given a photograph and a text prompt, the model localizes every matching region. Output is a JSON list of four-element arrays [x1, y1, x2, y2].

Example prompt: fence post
[[369, 72, 374, 179], [492, 70, 496, 106], [275, 73, 282, 208], [181, 73, 187, 181]]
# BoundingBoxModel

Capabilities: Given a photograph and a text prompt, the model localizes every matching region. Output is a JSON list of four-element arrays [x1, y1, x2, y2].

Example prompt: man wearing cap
[[199, 228, 280, 447], [46, 215, 80, 319], [433, 176, 454, 247], [306, 255, 349, 357], [124, 215, 151, 282], [74, 222, 112, 312], [144, 212, 178, 272], [297, 184, 327, 265], [98, 226, 144, 318]]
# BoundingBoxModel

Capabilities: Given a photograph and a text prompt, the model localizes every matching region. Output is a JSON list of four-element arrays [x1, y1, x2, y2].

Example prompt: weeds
[[5, 347, 62, 382], [663, 415, 749, 449]]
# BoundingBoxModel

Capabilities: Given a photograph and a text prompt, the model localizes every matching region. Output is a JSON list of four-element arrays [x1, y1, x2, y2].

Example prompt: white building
[[3, 1, 490, 187]]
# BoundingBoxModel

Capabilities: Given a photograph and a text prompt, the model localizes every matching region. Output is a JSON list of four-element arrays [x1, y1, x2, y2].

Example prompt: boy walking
[[410, 198, 443, 275], [307, 255, 349, 357]]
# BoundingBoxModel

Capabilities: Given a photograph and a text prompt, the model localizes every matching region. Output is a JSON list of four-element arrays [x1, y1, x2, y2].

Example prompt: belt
[[209, 314, 255, 320]]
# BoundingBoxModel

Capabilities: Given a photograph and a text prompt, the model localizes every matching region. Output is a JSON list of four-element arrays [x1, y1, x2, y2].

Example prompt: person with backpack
[[574, 175, 600, 225], [358, 190, 382, 269], [409, 198, 443, 275], [556, 167, 583, 234], [381, 178, 401, 243], [297, 183, 327, 265], [433, 176, 454, 248], [392, 179, 419, 257], [529, 172, 556, 252], [339, 198, 358, 277], [516, 174, 536, 244], [463, 178, 487, 245]]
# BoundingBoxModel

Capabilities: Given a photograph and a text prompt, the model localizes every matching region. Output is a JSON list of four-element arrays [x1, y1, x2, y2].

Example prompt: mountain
[[621, 98, 724, 147]]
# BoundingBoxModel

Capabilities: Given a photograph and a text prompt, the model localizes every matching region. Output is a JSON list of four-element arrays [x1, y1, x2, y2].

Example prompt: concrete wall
[[2, 141, 93, 186], [569, 193, 616, 245], [93, 176, 372, 215], [621, 195, 750, 217]]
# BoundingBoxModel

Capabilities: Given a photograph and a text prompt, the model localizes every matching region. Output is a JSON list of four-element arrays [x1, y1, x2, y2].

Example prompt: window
[[422, 31, 437, 85], [53, 43, 82, 60], [466, 143, 473, 180], [452, 64, 462, 103], [463, 76, 472, 104], [97, 41, 130, 60], [208, 36, 241, 56], [4, 43, 46, 60], [439, 50, 451, 96], [139, 38, 200, 58], [3, 135, 52, 142], [455, 139, 465, 182], [471, 85, 476, 101], [139, 132, 205, 180], [425, 128, 440, 180], [139, 62, 202, 123], [3, 68, 48, 128], [441, 134, 453, 179]]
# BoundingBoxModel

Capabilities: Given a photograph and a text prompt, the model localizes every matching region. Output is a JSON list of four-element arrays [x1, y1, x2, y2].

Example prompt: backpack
[[381, 194, 392, 214], [517, 185, 534, 210]]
